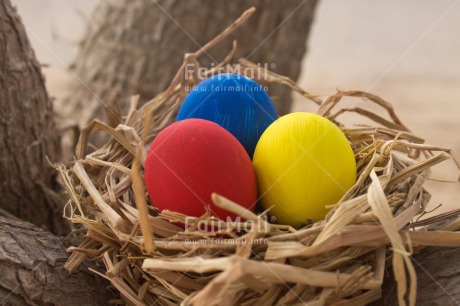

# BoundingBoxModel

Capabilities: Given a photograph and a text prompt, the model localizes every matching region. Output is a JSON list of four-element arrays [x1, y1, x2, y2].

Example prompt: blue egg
[[177, 73, 278, 158]]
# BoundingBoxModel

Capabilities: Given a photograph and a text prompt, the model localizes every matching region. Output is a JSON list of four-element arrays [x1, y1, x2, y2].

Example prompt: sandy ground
[[12, 0, 460, 213]]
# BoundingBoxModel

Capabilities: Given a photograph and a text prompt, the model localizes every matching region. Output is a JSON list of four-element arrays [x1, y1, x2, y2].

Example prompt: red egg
[[144, 119, 257, 221]]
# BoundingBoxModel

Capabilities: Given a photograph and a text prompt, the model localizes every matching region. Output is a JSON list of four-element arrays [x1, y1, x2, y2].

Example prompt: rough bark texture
[[372, 247, 460, 306], [0, 216, 114, 306], [64, 0, 318, 129], [0, 0, 69, 235]]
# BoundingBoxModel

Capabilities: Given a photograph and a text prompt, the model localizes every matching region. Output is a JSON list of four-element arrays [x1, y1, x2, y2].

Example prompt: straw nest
[[59, 8, 460, 306]]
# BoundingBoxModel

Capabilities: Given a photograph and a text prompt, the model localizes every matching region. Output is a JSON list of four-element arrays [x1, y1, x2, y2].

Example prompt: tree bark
[[63, 0, 318, 130], [0, 0, 69, 235], [371, 247, 460, 305], [0, 216, 114, 306]]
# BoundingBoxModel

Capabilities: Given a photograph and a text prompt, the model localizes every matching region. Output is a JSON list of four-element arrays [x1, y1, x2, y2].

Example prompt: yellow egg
[[253, 112, 356, 228]]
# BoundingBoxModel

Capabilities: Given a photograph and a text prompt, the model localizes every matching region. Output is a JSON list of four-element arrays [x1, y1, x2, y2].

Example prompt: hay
[[60, 8, 460, 306]]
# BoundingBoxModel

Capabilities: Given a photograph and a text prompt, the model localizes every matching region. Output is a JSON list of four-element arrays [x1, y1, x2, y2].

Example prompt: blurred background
[[11, 0, 460, 213]]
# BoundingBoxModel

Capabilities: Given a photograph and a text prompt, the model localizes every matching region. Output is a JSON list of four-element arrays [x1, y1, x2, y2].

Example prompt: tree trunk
[[63, 0, 318, 130], [371, 247, 460, 305], [0, 0, 69, 235], [0, 216, 114, 306]]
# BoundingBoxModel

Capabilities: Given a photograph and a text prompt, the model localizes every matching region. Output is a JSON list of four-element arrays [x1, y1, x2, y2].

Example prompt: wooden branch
[[0, 216, 114, 306], [371, 247, 460, 305], [0, 0, 69, 235]]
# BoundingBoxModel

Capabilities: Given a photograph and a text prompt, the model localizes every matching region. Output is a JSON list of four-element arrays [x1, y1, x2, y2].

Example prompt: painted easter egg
[[176, 73, 278, 158], [144, 119, 258, 222], [252, 112, 357, 228]]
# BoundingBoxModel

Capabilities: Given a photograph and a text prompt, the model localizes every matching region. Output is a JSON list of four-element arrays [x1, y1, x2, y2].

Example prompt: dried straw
[[60, 7, 460, 306]]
